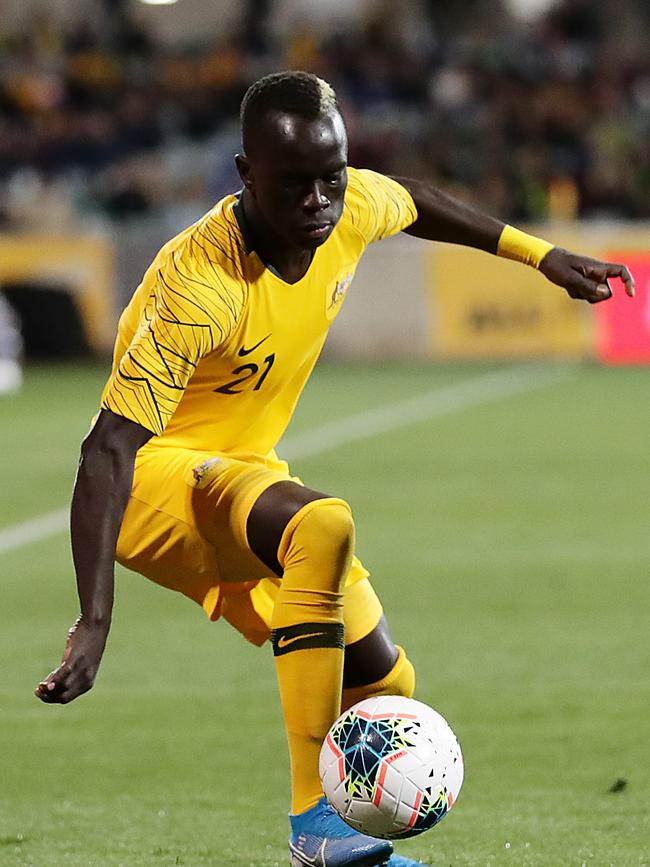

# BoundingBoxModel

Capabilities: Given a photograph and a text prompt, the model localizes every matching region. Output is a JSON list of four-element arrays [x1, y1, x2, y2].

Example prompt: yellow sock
[[271, 498, 354, 815]]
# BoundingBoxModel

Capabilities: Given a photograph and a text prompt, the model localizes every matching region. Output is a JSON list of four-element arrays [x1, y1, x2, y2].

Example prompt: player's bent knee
[[271, 499, 354, 654], [247, 480, 335, 576], [279, 498, 355, 584]]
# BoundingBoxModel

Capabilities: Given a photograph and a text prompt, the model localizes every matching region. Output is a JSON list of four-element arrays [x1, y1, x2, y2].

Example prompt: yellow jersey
[[101, 167, 417, 458]]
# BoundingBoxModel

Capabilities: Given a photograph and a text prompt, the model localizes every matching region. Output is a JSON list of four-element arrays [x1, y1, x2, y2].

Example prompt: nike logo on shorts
[[238, 334, 271, 356]]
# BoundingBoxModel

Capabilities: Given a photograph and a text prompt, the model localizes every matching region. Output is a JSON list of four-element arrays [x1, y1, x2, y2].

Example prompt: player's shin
[[270, 498, 354, 815]]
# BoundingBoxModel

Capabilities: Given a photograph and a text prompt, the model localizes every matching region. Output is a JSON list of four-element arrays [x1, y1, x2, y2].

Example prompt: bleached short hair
[[240, 71, 339, 152]]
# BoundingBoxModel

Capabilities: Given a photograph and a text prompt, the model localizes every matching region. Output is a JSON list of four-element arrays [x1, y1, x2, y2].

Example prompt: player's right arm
[[35, 224, 241, 705], [35, 410, 152, 704]]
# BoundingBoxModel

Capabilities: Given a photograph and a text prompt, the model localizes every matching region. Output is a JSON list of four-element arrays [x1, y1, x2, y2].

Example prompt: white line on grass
[[0, 364, 568, 555], [0, 507, 69, 555], [280, 364, 568, 460]]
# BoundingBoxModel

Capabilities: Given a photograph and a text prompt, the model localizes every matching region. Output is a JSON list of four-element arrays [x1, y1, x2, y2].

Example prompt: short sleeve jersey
[[100, 168, 417, 457]]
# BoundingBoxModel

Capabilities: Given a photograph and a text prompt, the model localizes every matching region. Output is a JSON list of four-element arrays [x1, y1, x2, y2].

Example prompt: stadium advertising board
[[594, 253, 650, 364], [0, 234, 114, 354], [428, 246, 593, 359]]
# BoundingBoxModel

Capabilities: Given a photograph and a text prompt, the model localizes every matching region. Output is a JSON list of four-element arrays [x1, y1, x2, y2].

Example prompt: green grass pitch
[[1, 361, 648, 866]]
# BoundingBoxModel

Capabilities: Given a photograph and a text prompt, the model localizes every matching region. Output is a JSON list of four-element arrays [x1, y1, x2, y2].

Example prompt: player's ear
[[235, 153, 254, 193]]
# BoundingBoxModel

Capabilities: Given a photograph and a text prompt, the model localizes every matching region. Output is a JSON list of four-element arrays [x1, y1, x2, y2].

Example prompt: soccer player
[[36, 72, 634, 867]]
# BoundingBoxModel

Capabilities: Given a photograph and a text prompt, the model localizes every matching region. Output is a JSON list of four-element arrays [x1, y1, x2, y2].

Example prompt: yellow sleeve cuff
[[497, 225, 554, 269]]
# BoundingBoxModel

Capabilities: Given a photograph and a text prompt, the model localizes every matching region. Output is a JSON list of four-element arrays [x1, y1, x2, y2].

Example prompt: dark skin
[[235, 110, 348, 283], [36, 409, 152, 703], [396, 177, 635, 301], [36, 106, 635, 705]]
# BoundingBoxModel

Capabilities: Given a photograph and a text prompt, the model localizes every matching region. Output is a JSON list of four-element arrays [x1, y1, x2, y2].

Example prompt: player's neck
[[239, 192, 314, 284]]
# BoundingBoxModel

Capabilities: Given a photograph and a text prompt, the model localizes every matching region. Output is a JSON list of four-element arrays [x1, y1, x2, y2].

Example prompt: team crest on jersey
[[191, 456, 223, 487], [328, 274, 353, 311]]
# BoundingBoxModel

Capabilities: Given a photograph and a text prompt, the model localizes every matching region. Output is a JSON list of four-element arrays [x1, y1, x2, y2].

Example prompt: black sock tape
[[271, 622, 345, 657]]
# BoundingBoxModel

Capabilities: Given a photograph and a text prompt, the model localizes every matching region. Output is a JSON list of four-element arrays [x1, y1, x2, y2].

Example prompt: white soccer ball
[[319, 695, 463, 839]]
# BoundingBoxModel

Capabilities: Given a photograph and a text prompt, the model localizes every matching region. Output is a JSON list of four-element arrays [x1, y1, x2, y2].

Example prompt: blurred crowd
[[1, 0, 650, 233]]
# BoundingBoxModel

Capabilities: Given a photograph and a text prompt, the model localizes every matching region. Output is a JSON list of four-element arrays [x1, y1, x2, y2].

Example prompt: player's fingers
[[58, 684, 91, 704], [36, 678, 81, 704], [606, 263, 635, 297], [585, 262, 635, 297], [37, 691, 62, 704], [35, 664, 72, 701], [587, 283, 612, 304], [35, 674, 59, 696], [570, 273, 608, 302], [54, 671, 94, 704], [36, 681, 64, 702], [53, 660, 97, 703]]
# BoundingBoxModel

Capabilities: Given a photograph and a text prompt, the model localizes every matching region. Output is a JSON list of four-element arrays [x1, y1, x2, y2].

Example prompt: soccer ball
[[319, 695, 463, 840]]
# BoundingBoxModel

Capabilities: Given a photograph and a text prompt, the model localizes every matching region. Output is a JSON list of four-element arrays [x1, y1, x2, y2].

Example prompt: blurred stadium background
[[1, 0, 650, 368], [1, 2, 649, 865]]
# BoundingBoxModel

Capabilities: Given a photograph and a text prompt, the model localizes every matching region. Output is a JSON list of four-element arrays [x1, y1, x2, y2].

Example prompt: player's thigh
[[116, 489, 219, 606], [116, 448, 293, 598]]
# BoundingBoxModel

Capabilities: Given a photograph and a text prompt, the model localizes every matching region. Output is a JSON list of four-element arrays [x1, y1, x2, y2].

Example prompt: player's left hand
[[539, 248, 635, 304]]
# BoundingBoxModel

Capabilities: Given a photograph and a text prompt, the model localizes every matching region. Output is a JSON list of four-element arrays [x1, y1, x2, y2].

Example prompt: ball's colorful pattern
[[328, 711, 418, 800], [320, 696, 463, 840]]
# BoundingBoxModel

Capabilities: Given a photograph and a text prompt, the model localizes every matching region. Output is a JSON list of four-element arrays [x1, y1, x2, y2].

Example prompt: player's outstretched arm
[[35, 410, 152, 705], [392, 176, 635, 303]]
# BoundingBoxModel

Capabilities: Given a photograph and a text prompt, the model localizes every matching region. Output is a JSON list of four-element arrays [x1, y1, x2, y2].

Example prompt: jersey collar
[[233, 192, 283, 279]]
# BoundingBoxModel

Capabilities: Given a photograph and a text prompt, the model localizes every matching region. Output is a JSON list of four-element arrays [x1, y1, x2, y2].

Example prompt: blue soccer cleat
[[289, 797, 393, 866], [289, 798, 431, 867], [385, 855, 430, 866]]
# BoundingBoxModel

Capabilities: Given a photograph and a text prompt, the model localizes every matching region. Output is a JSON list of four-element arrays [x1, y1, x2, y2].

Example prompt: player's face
[[239, 110, 348, 250]]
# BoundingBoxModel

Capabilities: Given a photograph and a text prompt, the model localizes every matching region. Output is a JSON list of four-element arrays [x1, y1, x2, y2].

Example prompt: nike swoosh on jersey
[[277, 631, 327, 650], [238, 334, 271, 356]]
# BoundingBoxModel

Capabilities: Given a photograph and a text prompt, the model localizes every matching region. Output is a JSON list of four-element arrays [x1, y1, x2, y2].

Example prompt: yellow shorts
[[116, 444, 382, 646]]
